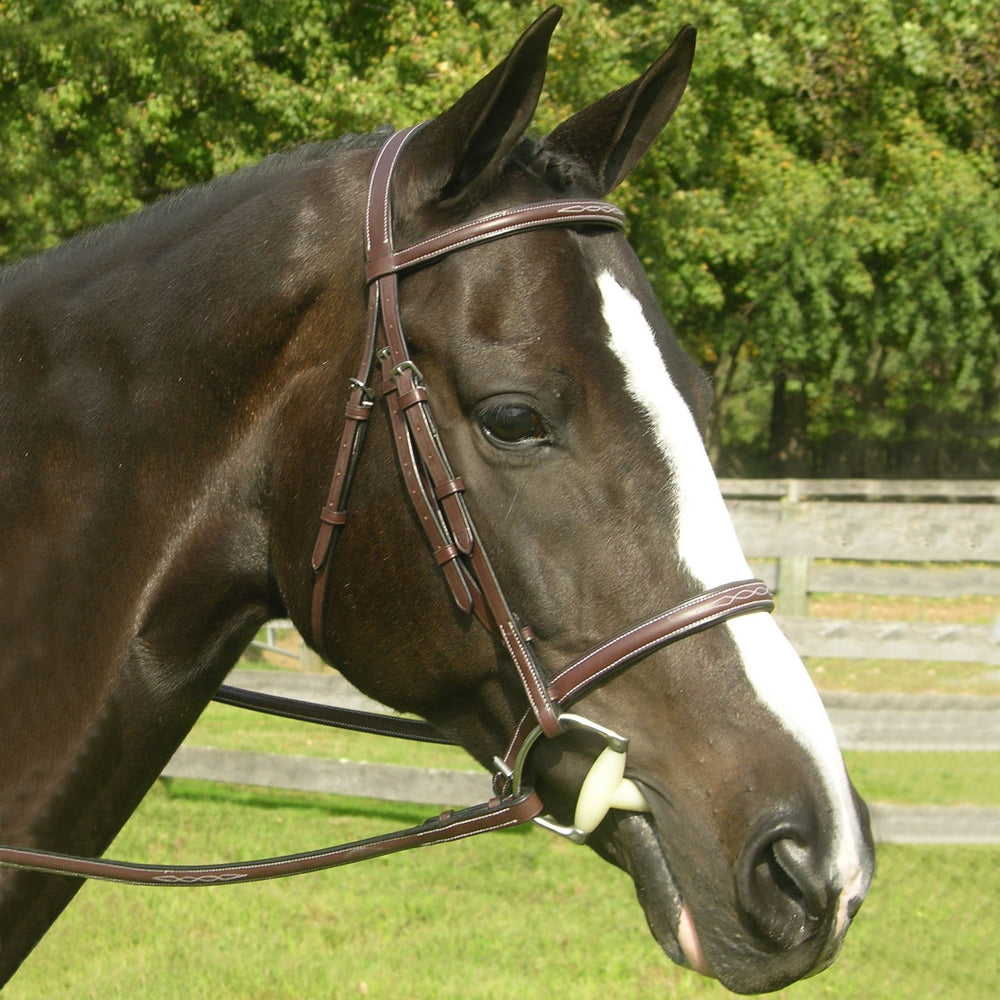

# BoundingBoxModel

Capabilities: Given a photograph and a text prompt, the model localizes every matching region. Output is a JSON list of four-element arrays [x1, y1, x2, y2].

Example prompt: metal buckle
[[377, 348, 424, 386], [390, 359, 424, 383], [348, 378, 376, 404], [502, 713, 650, 845]]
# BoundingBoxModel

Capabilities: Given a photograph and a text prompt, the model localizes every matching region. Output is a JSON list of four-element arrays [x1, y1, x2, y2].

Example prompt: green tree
[[613, 0, 1000, 476], [0, 0, 515, 257], [3, 1, 998, 476]]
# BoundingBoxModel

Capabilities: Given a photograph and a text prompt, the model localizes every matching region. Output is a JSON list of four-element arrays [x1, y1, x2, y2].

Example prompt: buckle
[[390, 359, 424, 383], [376, 347, 424, 385], [347, 378, 376, 403]]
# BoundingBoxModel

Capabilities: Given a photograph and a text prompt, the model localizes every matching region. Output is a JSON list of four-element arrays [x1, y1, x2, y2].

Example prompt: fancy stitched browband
[[0, 126, 773, 886]]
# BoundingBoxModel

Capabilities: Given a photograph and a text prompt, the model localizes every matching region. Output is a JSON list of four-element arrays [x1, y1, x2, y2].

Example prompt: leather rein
[[0, 126, 773, 887]]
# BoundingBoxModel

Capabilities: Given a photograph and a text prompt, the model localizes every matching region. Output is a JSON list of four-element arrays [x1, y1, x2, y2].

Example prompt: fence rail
[[210, 480, 999, 843], [725, 483, 1000, 645], [164, 670, 1000, 844], [729, 500, 999, 562], [777, 617, 1000, 667], [161, 746, 1000, 846], [717, 478, 1000, 501]]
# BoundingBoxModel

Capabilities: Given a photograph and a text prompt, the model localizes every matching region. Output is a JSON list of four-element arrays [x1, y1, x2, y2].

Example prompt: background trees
[[3, 0, 997, 476], [625, 1, 1000, 477]]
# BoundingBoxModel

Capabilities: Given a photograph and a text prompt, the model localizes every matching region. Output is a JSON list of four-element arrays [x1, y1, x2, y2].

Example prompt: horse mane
[[0, 127, 590, 290]]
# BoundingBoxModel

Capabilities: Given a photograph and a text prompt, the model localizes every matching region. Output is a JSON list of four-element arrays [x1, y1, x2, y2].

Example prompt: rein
[[0, 126, 773, 887]]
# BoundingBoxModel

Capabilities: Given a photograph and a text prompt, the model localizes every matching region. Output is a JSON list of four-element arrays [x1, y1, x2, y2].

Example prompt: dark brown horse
[[0, 9, 873, 993]]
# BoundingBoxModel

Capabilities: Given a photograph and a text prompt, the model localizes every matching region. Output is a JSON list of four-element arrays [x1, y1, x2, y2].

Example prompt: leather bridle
[[0, 126, 773, 886]]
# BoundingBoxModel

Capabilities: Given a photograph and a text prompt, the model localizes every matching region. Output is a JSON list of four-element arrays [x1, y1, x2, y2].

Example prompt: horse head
[[0, 5, 872, 991], [269, 8, 874, 993]]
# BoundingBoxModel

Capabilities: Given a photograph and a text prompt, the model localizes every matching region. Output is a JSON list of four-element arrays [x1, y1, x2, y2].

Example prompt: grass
[[801, 591, 1000, 695], [5, 780, 999, 1000], [185, 701, 478, 771], [843, 751, 1000, 807], [6, 598, 997, 998], [810, 592, 1000, 626], [807, 656, 1000, 695]]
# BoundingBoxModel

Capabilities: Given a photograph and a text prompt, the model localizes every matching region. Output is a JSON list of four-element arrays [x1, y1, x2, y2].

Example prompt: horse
[[0, 7, 874, 993]]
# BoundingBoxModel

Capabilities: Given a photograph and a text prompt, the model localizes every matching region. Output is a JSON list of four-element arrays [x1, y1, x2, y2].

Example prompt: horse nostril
[[738, 830, 830, 950], [772, 837, 831, 917]]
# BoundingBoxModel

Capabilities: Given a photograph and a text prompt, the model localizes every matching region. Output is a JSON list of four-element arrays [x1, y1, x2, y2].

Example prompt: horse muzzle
[[588, 774, 875, 994]]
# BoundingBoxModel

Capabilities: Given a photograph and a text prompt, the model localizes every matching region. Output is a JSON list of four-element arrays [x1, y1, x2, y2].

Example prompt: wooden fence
[[163, 479, 1000, 844], [720, 478, 1000, 667], [165, 669, 1000, 844]]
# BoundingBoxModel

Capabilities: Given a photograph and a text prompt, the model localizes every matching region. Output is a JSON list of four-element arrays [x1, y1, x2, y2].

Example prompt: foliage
[[618, 0, 1000, 475], [2, 0, 998, 476]]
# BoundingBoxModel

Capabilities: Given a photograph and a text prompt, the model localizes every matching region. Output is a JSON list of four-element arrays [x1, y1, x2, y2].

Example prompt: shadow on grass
[[155, 776, 535, 836]]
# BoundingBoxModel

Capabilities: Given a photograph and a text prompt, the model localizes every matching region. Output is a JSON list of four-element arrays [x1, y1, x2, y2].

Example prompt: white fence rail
[[721, 480, 1000, 669], [215, 480, 999, 843], [164, 670, 1000, 844]]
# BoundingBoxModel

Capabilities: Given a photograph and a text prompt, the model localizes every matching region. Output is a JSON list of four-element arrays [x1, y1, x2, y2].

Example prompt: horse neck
[[0, 157, 367, 981]]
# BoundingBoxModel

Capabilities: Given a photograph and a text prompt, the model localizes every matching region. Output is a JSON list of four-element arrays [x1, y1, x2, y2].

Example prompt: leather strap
[[213, 683, 450, 745], [0, 791, 542, 886], [309, 279, 381, 662], [310, 123, 627, 739], [496, 580, 774, 788], [366, 199, 626, 280], [550, 580, 774, 706]]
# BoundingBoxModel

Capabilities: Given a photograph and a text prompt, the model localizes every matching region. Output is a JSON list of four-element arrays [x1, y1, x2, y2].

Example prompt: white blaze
[[598, 270, 867, 887]]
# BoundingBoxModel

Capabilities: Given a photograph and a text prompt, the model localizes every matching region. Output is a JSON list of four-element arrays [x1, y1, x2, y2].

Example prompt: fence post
[[777, 479, 810, 617]]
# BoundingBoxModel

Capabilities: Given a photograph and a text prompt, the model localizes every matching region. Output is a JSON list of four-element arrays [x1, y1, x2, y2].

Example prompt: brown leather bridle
[[0, 126, 773, 886]]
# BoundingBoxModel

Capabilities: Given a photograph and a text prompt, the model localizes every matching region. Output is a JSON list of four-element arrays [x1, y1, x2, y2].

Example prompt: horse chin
[[594, 809, 845, 995], [592, 811, 712, 979]]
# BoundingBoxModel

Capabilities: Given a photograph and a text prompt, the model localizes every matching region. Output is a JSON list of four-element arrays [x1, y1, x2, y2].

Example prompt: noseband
[[0, 126, 773, 886]]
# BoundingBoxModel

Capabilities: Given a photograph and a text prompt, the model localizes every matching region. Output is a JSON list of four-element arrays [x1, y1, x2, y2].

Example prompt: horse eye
[[478, 402, 547, 446]]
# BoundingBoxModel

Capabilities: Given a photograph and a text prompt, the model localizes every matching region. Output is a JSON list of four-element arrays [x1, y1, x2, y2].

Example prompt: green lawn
[[807, 657, 1000, 695], [5, 779, 998, 1000], [184, 699, 478, 771], [6, 610, 997, 999], [843, 751, 1000, 807], [804, 590, 1000, 695]]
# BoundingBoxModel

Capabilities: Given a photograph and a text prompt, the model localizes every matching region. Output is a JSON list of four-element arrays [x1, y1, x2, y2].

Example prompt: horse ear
[[396, 6, 562, 209], [545, 25, 696, 194]]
